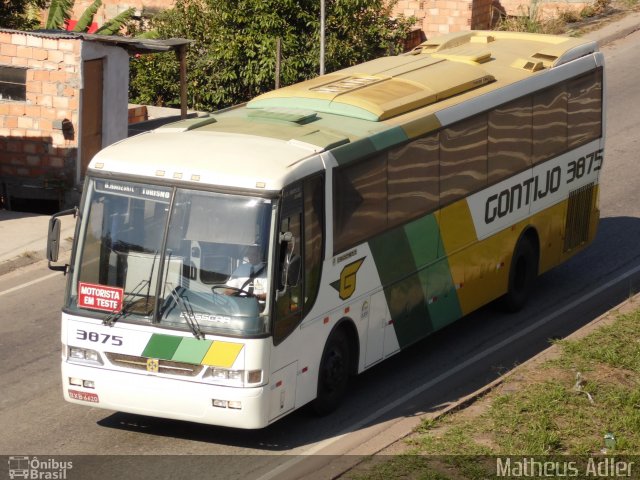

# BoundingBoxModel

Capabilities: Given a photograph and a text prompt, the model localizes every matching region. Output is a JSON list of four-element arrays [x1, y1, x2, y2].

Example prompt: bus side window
[[274, 185, 303, 343], [303, 175, 324, 315], [274, 175, 324, 344]]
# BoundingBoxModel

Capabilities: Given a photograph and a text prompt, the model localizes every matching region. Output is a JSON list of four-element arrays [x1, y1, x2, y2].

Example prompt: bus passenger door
[[365, 290, 397, 366]]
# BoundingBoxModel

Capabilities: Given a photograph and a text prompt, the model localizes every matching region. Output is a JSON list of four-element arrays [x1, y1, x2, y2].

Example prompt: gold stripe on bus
[[201, 341, 244, 368]]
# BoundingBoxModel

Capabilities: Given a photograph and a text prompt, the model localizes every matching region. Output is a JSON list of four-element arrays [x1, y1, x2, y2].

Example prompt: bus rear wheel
[[501, 235, 538, 312], [312, 328, 350, 415]]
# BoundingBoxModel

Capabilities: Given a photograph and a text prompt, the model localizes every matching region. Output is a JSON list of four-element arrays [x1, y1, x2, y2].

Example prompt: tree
[[45, 0, 134, 34], [0, 0, 46, 30], [129, 0, 415, 111]]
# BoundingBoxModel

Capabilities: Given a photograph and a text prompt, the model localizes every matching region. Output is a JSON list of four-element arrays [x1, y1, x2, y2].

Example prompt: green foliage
[[45, 0, 133, 34], [128, 0, 415, 111], [95, 7, 135, 35], [495, 3, 564, 34], [0, 0, 46, 30], [45, 0, 74, 30], [558, 311, 640, 373], [72, 0, 101, 32]]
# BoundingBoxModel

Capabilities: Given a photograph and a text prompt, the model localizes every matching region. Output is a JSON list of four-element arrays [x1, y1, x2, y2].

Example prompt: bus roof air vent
[[470, 34, 495, 44], [248, 107, 318, 124], [155, 116, 217, 133], [247, 56, 495, 122], [432, 48, 492, 65], [310, 76, 383, 93], [289, 130, 350, 152], [512, 58, 545, 72]]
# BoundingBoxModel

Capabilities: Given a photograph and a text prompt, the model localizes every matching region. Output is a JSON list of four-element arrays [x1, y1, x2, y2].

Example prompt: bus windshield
[[68, 178, 274, 337]]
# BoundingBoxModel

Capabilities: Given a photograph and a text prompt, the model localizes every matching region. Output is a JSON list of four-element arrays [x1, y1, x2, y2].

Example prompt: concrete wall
[[79, 41, 129, 184]]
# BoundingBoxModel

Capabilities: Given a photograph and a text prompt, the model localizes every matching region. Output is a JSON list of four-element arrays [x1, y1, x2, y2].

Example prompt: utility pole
[[320, 0, 325, 75], [275, 37, 281, 89]]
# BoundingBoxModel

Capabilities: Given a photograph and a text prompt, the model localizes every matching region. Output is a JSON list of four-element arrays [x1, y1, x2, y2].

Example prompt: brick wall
[[0, 32, 80, 199], [71, 0, 175, 24], [497, 0, 532, 16], [128, 104, 148, 124], [392, 0, 589, 38], [395, 0, 476, 38], [471, 0, 496, 29]]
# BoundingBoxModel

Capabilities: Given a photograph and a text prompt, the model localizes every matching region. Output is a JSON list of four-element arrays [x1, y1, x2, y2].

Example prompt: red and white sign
[[78, 282, 124, 313]]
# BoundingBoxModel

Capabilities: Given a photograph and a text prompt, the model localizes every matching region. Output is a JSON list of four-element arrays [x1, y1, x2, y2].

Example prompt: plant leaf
[[136, 30, 160, 39], [95, 7, 135, 35], [45, 0, 74, 30], [73, 0, 102, 32]]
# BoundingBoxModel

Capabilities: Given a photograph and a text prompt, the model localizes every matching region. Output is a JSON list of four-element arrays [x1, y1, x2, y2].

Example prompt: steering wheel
[[211, 285, 256, 298]]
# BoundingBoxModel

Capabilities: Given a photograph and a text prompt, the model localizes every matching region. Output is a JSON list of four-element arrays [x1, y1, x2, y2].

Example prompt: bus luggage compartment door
[[268, 361, 297, 421]]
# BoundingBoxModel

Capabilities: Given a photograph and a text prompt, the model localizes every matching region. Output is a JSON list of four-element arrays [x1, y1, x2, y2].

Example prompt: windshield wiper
[[169, 287, 204, 340], [103, 279, 150, 327]]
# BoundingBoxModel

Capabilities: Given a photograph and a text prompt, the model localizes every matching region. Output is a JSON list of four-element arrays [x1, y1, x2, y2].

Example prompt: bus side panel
[[367, 212, 463, 349], [282, 243, 390, 407], [365, 183, 600, 350], [437, 199, 508, 315], [528, 199, 566, 274]]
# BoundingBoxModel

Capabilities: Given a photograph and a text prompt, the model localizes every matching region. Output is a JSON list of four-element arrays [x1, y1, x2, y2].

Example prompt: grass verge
[[345, 304, 640, 479]]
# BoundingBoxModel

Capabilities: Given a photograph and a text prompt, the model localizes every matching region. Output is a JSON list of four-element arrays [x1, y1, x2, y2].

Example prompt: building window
[[0, 65, 27, 101]]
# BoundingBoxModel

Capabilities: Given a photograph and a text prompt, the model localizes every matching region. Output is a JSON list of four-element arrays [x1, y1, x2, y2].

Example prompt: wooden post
[[176, 45, 188, 119]]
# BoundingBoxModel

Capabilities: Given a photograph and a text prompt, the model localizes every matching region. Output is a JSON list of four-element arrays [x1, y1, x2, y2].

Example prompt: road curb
[[589, 11, 640, 47], [0, 241, 73, 277], [0, 252, 46, 277]]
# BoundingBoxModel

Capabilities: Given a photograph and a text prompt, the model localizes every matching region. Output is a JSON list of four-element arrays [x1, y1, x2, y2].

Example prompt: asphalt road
[[1, 30, 640, 480]]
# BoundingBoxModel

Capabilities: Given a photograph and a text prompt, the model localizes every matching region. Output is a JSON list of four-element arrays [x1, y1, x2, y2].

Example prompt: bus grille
[[564, 183, 594, 252], [105, 353, 204, 377]]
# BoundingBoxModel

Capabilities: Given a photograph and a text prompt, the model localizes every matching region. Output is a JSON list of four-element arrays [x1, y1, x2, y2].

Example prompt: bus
[[47, 30, 604, 429]]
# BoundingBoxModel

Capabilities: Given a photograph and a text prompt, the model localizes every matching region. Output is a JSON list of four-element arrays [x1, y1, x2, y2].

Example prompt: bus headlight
[[206, 368, 263, 387], [68, 346, 103, 365]]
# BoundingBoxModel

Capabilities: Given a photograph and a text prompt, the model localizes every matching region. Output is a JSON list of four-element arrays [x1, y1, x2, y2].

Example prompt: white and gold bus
[[48, 31, 604, 429]]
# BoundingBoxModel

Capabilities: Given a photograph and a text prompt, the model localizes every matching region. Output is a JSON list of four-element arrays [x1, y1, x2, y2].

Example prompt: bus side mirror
[[47, 207, 78, 273], [47, 217, 61, 262]]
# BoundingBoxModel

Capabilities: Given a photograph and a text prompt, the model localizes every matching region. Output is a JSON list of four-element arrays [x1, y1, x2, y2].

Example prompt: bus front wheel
[[312, 328, 350, 415], [501, 235, 538, 312]]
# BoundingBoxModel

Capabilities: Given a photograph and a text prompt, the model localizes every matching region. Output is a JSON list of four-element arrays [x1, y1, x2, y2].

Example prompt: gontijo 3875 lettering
[[484, 148, 603, 225]]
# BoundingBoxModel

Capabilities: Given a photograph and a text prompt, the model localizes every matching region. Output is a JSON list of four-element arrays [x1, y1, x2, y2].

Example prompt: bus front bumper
[[62, 361, 270, 429]]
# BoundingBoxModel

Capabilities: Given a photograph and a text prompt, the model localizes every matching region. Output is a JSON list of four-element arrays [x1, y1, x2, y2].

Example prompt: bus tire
[[501, 235, 538, 312], [312, 328, 350, 415]]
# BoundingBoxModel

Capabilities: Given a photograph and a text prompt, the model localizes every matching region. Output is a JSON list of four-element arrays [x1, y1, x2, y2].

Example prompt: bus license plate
[[68, 389, 100, 403]]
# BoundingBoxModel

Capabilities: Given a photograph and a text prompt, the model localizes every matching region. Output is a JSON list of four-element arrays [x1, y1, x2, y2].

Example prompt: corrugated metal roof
[[0, 28, 191, 54]]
